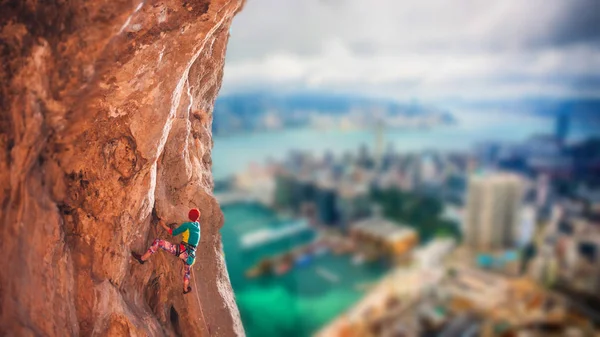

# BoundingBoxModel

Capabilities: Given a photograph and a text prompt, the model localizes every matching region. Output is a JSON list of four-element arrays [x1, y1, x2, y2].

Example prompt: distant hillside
[[446, 97, 600, 137], [213, 92, 455, 135], [447, 98, 600, 119]]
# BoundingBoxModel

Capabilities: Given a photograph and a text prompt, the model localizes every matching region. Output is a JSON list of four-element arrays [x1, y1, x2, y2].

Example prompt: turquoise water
[[221, 203, 387, 337]]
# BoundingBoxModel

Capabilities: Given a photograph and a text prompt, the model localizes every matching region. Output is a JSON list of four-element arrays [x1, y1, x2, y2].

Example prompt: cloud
[[222, 0, 600, 101], [537, 0, 600, 47]]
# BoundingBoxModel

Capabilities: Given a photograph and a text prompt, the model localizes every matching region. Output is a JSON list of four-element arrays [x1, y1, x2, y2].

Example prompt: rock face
[[0, 0, 245, 336]]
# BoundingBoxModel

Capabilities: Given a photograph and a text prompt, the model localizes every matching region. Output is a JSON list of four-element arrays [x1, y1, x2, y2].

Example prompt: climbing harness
[[176, 241, 197, 266], [183, 241, 197, 265]]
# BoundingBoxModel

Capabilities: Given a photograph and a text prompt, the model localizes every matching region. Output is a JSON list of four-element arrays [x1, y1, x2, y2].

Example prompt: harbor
[[243, 231, 355, 279], [220, 202, 391, 337], [240, 215, 419, 280]]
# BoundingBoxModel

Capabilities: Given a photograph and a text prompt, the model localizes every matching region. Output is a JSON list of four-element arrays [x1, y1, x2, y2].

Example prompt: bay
[[212, 111, 553, 180]]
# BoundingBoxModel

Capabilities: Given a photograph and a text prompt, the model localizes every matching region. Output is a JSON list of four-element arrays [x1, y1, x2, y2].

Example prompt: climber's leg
[[132, 239, 177, 264], [183, 263, 192, 294], [146, 238, 178, 258]]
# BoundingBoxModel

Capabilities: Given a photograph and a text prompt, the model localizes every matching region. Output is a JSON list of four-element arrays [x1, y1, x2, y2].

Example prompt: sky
[[221, 0, 600, 103]]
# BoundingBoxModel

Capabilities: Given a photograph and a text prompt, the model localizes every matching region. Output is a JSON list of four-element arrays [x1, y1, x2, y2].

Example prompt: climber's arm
[[171, 222, 190, 236], [157, 218, 172, 233]]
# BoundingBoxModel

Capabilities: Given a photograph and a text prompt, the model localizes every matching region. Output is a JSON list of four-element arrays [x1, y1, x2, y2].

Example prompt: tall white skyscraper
[[535, 173, 550, 209], [465, 173, 524, 251], [518, 206, 537, 247]]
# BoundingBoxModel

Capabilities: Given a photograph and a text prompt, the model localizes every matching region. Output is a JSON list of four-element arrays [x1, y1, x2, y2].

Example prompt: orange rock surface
[[0, 0, 245, 335]]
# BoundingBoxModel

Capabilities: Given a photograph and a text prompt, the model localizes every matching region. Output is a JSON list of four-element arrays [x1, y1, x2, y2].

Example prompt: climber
[[132, 209, 201, 294]]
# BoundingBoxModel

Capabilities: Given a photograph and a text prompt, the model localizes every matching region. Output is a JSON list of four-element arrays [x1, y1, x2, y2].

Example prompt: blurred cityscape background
[[213, 1, 600, 336]]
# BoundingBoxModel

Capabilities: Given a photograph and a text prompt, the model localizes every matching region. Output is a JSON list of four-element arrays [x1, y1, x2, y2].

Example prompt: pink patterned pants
[[146, 239, 192, 283]]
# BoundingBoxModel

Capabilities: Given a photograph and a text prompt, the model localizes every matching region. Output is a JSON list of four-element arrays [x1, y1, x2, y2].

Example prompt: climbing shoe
[[183, 286, 192, 294], [131, 252, 145, 265]]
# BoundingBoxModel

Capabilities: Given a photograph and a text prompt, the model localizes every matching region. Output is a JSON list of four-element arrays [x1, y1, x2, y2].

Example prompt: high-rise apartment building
[[465, 173, 524, 251]]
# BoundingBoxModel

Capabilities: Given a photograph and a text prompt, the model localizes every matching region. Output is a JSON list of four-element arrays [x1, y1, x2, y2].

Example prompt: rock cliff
[[0, 0, 245, 335]]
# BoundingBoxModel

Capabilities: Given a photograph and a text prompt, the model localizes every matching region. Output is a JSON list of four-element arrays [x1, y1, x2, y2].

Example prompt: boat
[[295, 254, 312, 267], [275, 263, 291, 275], [240, 220, 312, 249], [245, 257, 274, 278], [245, 267, 261, 279], [316, 267, 340, 283], [314, 246, 329, 256], [352, 254, 365, 265]]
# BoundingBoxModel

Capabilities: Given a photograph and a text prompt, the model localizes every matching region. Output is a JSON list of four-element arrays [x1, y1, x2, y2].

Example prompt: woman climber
[[132, 208, 201, 294]]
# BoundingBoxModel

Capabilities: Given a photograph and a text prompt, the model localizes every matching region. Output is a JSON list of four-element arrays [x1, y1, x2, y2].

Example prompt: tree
[[370, 186, 461, 243]]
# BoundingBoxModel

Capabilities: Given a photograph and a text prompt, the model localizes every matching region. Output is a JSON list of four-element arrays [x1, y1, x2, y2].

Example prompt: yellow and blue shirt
[[169, 221, 200, 247]]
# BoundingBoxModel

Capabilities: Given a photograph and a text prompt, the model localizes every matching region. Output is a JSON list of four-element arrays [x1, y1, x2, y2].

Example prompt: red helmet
[[188, 208, 200, 222]]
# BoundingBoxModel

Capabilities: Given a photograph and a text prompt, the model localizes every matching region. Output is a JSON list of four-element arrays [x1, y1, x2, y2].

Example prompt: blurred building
[[442, 204, 464, 226], [464, 173, 524, 251], [554, 221, 600, 296], [273, 172, 297, 210], [568, 237, 600, 295], [357, 143, 375, 169], [323, 150, 335, 167], [530, 199, 600, 299], [475, 141, 502, 167], [534, 173, 555, 221], [414, 238, 456, 269], [336, 182, 371, 227], [535, 173, 550, 208], [555, 112, 570, 148], [529, 245, 560, 287], [380, 143, 397, 172], [373, 167, 403, 191], [442, 173, 467, 205], [518, 205, 537, 248], [569, 138, 600, 184], [350, 216, 418, 260], [374, 119, 385, 169], [315, 180, 340, 226], [576, 185, 600, 216], [404, 161, 421, 192], [295, 175, 317, 208], [234, 165, 276, 205], [420, 154, 438, 184], [518, 134, 574, 178]]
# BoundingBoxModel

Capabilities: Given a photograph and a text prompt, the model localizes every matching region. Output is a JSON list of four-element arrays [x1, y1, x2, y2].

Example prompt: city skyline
[[215, 125, 600, 336]]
